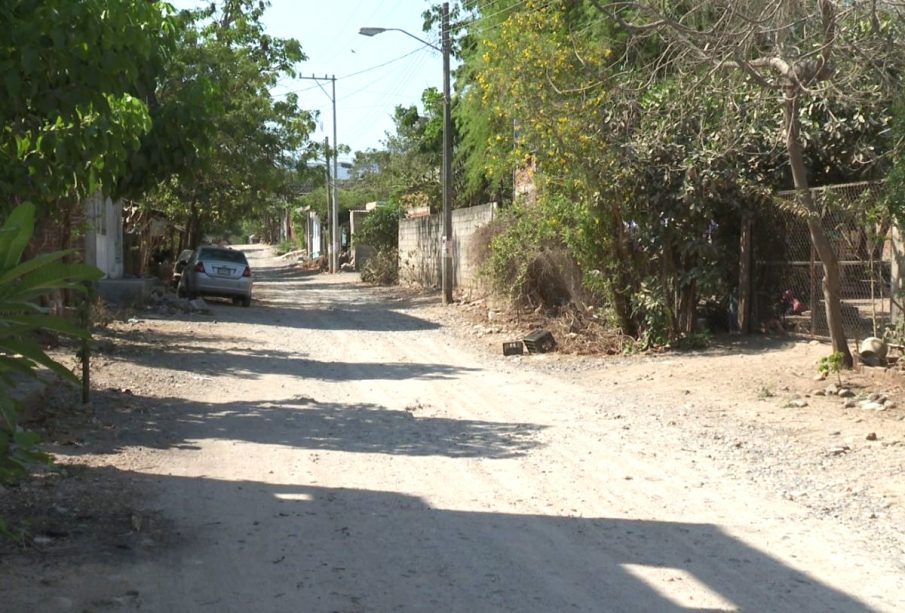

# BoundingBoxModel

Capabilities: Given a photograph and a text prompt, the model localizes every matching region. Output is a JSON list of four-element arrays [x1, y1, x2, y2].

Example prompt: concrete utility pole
[[331, 76, 339, 274], [359, 1, 454, 303], [324, 136, 331, 265], [440, 2, 452, 304], [298, 74, 339, 273]]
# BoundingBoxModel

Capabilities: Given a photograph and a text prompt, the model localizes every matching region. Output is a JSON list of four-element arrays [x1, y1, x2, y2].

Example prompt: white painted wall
[[83, 192, 124, 279]]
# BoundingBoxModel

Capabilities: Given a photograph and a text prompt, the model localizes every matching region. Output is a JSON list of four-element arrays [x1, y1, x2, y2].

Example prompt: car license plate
[[216, 267, 234, 276]]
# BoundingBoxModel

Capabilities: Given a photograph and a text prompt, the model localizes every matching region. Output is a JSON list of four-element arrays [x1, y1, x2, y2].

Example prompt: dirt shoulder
[[413, 293, 905, 559]]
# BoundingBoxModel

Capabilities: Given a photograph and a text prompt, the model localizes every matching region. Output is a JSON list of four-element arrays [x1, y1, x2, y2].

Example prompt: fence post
[[892, 226, 905, 324], [809, 243, 818, 338]]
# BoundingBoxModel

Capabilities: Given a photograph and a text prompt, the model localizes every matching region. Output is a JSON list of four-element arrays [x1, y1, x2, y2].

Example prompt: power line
[[453, 0, 563, 35], [273, 45, 432, 99], [339, 46, 432, 80]]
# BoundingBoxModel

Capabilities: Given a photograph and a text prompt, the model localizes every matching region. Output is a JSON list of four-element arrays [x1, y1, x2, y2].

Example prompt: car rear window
[[199, 248, 247, 264]]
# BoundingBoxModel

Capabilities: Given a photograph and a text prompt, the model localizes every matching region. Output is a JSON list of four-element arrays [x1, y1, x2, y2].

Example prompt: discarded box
[[502, 341, 524, 356], [523, 329, 556, 353]]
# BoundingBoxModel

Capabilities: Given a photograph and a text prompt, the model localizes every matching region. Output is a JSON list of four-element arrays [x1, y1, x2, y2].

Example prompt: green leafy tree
[[355, 202, 405, 252], [347, 89, 447, 211], [456, 0, 899, 346], [458, 1, 644, 328], [0, 0, 175, 211], [593, 0, 905, 363], [142, 0, 315, 247]]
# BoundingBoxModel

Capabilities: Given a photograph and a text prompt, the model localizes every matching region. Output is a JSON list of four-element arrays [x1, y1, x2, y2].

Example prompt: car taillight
[[242, 266, 252, 277], [194, 262, 205, 273]]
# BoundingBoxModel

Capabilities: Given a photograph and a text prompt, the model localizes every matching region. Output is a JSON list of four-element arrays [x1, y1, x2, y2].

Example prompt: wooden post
[[738, 218, 753, 334], [892, 226, 905, 324], [809, 243, 818, 338], [78, 282, 94, 406]]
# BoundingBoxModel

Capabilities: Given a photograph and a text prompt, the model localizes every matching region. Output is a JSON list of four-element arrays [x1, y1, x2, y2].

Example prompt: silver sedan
[[178, 246, 253, 306]]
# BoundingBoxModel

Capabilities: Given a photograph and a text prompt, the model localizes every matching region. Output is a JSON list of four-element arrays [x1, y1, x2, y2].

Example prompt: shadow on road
[[97, 341, 472, 380], [61, 391, 544, 459], [139, 291, 442, 333], [2, 469, 878, 613]]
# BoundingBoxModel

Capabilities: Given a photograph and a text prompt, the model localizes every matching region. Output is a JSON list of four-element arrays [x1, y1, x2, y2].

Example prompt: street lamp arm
[[358, 27, 440, 52]]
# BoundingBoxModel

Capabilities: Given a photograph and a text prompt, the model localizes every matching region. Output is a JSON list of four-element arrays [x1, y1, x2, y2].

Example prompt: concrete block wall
[[398, 213, 440, 287], [398, 202, 496, 294], [349, 210, 374, 270]]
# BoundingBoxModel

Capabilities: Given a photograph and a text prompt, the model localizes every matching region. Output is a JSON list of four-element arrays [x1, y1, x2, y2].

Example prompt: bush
[[355, 202, 404, 251], [360, 249, 399, 286], [481, 204, 579, 308], [273, 238, 297, 255]]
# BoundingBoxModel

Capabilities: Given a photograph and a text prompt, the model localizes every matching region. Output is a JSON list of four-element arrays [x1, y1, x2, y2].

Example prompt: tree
[[0, 0, 175, 212], [453, 1, 896, 344], [457, 0, 649, 331], [349, 89, 447, 210], [594, 0, 905, 364], [141, 0, 315, 247]]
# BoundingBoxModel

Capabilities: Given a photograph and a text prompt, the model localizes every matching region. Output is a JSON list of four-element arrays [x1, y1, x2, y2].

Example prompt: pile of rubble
[[816, 383, 898, 411]]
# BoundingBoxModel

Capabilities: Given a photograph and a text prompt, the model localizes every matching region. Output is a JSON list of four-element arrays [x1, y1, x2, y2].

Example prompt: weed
[[818, 351, 844, 386]]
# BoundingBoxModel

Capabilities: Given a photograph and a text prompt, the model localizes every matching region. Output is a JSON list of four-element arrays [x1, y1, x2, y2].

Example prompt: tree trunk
[[609, 206, 638, 337], [784, 89, 853, 367], [737, 217, 753, 334], [188, 199, 203, 248], [676, 280, 697, 337]]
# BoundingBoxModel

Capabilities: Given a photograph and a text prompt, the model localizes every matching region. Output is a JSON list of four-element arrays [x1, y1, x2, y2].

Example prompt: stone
[[843, 399, 858, 409], [825, 384, 839, 395], [861, 402, 886, 411], [188, 298, 209, 312], [866, 432, 878, 441], [838, 389, 855, 398], [884, 401, 898, 410]]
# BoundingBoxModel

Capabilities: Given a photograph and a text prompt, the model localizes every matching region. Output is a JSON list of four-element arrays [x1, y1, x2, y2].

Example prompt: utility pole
[[324, 136, 331, 264], [331, 76, 340, 274], [441, 2, 453, 304], [298, 74, 339, 273], [359, 8, 453, 301]]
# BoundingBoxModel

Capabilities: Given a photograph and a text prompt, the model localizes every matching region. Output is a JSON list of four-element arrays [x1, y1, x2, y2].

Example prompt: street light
[[359, 2, 453, 304]]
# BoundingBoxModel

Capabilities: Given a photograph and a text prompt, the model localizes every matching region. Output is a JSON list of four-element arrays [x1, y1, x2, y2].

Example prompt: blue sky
[[168, 0, 446, 162]]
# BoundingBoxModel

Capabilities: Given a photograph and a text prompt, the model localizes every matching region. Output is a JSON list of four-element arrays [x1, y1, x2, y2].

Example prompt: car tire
[[241, 295, 251, 307]]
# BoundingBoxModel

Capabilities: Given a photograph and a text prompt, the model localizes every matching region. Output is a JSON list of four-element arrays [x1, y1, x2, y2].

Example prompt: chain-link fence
[[753, 181, 892, 340]]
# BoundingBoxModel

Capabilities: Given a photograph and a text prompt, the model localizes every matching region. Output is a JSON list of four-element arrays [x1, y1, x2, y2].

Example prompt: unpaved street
[[3, 246, 905, 612]]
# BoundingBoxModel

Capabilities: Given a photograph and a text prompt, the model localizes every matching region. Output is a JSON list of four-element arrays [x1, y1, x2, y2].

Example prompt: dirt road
[[2, 245, 904, 612]]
